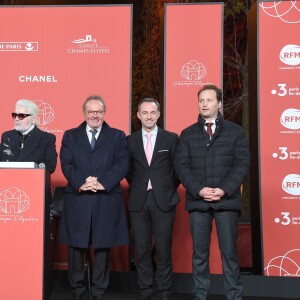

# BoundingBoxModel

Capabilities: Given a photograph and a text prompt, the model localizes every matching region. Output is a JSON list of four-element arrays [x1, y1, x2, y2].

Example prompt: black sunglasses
[[12, 113, 32, 120]]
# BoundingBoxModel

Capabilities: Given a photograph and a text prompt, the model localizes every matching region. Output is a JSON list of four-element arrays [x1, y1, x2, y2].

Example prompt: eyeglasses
[[87, 110, 103, 116], [12, 113, 32, 120]]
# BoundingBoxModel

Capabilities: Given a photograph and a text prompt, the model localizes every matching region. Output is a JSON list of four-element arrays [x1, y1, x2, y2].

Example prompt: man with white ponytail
[[0, 99, 57, 173]]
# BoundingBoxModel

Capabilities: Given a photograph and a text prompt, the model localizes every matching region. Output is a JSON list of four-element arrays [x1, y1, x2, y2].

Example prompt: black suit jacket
[[0, 126, 57, 174], [126, 127, 180, 212]]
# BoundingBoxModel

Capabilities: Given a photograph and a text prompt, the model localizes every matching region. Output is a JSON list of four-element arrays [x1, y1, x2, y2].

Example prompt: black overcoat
[[59, 121, 129, 248], [0, 126, 57, 173]]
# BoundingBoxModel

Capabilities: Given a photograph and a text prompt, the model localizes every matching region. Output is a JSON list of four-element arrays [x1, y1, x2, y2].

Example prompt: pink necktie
[[145, 133, 152, 190], [145, 133, 153, 165]]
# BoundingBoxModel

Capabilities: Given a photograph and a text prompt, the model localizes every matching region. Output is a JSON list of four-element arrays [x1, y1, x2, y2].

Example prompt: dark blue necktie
[[90, 129, 97, 149]]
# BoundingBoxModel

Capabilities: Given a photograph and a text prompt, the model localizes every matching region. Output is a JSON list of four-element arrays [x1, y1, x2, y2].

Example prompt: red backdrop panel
[[0, 169, 45, 300], [258, 1, 300, 276], [0, 5, 132, 271], [164, 3, 223, 274], [0, 5, 132, 186]]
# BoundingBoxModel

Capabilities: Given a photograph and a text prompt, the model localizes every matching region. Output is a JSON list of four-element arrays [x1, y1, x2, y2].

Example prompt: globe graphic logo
[[34, 100, 55, 126], [265, 249, 300, 277], [260, 1, 300, 23], [0, 187, 30, 214], [180, 60, 207, 81]]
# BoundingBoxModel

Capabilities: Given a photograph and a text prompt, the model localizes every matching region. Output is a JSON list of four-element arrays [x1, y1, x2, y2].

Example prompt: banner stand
[[0, 168, 51, 300]]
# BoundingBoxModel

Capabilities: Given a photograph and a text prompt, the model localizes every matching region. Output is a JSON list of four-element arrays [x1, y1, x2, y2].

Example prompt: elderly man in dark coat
[[0, 99, 57, 173], [59, 95, 129, 300]]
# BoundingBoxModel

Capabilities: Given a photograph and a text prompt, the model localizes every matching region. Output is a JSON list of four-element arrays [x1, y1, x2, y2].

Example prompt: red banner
[[0, 5, 132, 272], [258, 1, 300, 276], [0, 5, 132, 187], [0, 169, 46, 300], [164, 3, 223, 273]]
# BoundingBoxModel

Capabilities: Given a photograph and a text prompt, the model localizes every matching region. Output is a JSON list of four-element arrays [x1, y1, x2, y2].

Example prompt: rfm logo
[[280, 108, 300, 130], [280, 44, 300, 66], [282, 174, 300, 195]]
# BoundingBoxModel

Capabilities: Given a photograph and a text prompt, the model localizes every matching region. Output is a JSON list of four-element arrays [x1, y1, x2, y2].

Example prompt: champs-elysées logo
[[173, 60, 212, 87], [0, 42, 38, 52], [279, 44, 300, 70], [68, 34, 110, 54], [0, 187, 38, 223]]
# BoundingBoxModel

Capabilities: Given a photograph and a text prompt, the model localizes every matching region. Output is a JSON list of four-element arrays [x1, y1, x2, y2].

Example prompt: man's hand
[[199, 187, 225, 201], [80, 176, 105, 192]]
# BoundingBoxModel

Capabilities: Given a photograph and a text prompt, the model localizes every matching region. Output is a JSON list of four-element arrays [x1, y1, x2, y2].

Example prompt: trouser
[[189, 209, 243, 300], [68, 246, 110, 298], [129, 191, 175, 299]]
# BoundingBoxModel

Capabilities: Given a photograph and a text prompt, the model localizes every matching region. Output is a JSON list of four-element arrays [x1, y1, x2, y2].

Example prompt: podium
[[0, 166, 51, 300]]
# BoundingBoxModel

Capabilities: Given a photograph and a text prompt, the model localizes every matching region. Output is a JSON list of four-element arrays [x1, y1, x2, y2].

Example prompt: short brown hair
[[138, 98, 160, 111], [197, 84, 222, 103], [82, 95, 107, 112]]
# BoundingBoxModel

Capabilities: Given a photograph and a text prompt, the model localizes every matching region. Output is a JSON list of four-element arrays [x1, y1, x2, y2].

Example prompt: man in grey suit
[[59, 95, 129, 300], [126, 98, 180, 300]]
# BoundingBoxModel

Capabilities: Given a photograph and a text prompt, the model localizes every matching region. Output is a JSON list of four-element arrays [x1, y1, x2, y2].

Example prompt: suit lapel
[[151, 128, 163, 163], [77, 123, 92, 152], [78, 121, 111, 152], [89, 122, 112, 152], [136, 130, 148, 165], [136, 128, 163, 166], [93, 123, 109, 151]]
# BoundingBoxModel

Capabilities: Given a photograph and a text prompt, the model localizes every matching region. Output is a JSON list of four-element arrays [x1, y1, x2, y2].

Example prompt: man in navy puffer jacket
[[174, 84, 250, 300]]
